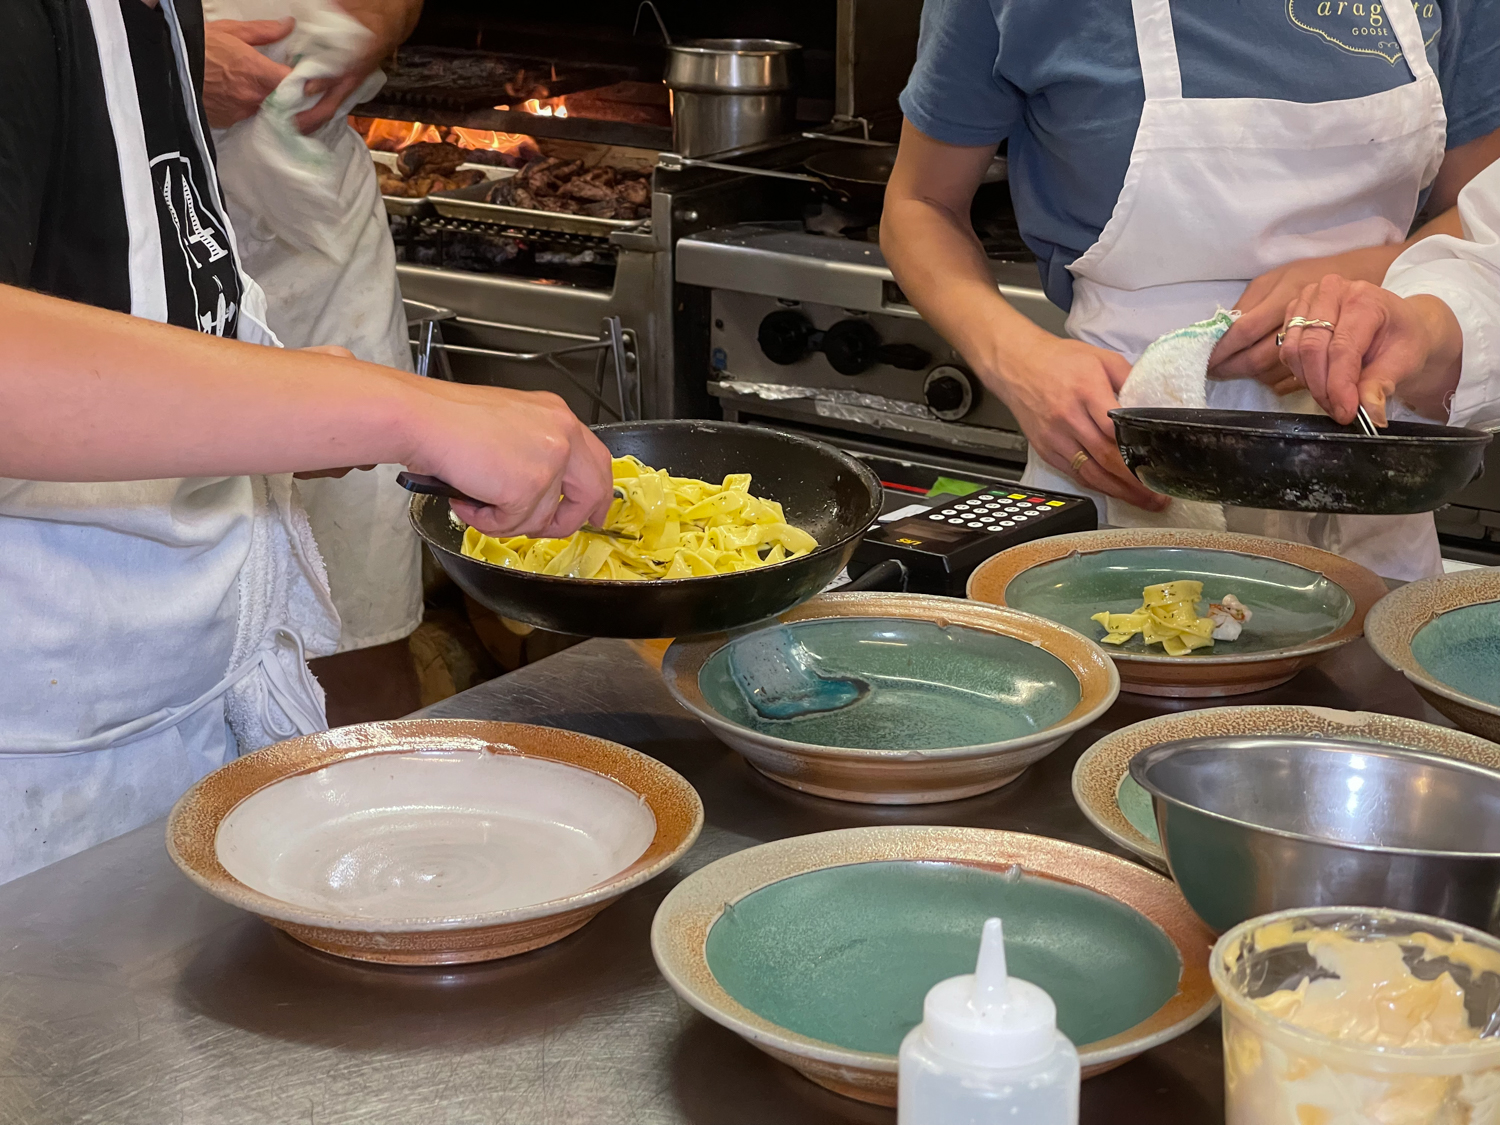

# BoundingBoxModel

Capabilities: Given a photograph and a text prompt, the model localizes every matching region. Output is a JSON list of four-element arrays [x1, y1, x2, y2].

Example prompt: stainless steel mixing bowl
[[1129, 735, 1500, 934]]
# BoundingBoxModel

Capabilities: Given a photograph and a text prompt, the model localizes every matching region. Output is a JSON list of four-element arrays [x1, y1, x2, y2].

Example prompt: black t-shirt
[[0, 0, 239, 336]]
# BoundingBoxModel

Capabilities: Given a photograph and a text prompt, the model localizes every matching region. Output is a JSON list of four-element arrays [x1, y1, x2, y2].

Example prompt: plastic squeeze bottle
[[898, 917, 1081, 1125]]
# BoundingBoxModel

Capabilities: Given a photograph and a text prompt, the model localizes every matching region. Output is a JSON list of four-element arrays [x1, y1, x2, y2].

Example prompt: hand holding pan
[[397, 473, 639, 541]]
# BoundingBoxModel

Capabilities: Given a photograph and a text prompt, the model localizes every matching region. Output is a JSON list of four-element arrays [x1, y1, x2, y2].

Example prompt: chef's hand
[[203, 18, 294, 129], [1207, 245, 1406, 391], [1278, 275, 1463, 427], [404, 384, 614, 539], [992, 336, 1168, 511], [294, 0, 423, 134]]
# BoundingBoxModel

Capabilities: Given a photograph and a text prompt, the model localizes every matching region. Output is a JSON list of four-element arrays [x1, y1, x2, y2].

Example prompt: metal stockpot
[[665, 39, 801, 157]]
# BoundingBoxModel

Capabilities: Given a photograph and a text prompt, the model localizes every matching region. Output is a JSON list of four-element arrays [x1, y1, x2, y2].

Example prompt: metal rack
[[404, 300, 640, 422]]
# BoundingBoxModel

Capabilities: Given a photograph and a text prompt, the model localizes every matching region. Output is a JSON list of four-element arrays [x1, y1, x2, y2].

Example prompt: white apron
[[206, 0, 422, 652], [1021, 0, 1448, 581], [0, 0, 339, 884]]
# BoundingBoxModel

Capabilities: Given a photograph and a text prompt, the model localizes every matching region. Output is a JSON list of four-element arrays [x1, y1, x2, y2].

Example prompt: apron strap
[[1129, 0, 1183, 102], [1383, 0, 1438, 84], [80, 0, 170, 322], [0, 628, 323, 757]]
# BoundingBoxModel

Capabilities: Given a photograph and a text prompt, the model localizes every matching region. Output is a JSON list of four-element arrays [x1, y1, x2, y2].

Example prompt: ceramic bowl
[[651, 825, 1217, 1106], [967, 529, 1386, 697], [1073, 705, 1500, 871], [167, 720, 703, 965], [661, 593, 1120, 804], [1365, 568, 1500, 740]]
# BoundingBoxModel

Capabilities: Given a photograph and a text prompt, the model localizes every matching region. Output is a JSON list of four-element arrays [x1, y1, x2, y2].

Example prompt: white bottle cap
[[920, 917, 1059, 1068]]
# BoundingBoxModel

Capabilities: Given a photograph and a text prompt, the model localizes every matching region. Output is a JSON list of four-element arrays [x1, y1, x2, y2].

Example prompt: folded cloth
[[1107, 309, 1237, 532]]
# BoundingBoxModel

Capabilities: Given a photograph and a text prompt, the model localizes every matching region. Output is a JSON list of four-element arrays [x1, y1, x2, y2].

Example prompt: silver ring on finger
[[1276, 330, 1287, 347], [1285, 316, 1336, 332]]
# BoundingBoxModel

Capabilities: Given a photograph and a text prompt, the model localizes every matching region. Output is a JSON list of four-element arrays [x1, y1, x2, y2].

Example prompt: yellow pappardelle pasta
[[1091, 581, 1253, 656], [460, 456, 819, 581]]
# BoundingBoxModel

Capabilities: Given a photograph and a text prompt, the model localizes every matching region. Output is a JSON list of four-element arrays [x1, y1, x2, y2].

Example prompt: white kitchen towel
[[207, 0, 378, 257], [1107, 309, 1237, 532]]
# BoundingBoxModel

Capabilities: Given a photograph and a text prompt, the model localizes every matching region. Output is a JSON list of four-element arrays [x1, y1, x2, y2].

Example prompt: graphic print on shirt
[[149, 151, 241, 337], [1287, 0, 1441, 63]]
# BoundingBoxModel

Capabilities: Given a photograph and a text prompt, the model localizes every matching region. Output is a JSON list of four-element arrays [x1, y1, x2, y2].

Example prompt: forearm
[[0, 284, 428, 481], [880, 196, 1050, 385]]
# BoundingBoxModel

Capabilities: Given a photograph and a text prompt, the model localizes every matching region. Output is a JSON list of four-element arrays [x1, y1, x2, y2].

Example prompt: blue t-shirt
[[899, 0, 1500, 310]]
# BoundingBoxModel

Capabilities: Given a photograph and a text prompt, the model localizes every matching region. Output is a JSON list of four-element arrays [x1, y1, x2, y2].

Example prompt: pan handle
[[841, 558, 909, 593], [397, 471, 479, 506]]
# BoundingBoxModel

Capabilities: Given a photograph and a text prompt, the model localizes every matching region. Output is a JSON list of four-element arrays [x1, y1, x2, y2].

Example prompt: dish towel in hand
[[1107, 309, 1237, 532], [207, 0, 378, 258]]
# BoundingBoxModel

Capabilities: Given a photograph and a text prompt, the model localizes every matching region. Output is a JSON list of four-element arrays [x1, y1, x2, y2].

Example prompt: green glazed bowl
[[1367, 569, 1500, 741], [662, 593, 1119, 804], [969, 529, 1386, 697], [650, 826, 1218, 1107]]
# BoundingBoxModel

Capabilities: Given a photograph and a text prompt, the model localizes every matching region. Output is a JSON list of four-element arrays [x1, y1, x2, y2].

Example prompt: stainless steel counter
[[0, 638, 1448, 1125]]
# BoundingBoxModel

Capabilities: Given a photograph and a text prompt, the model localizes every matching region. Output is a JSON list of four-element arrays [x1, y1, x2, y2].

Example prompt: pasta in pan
[[460, 456, 819, 581]]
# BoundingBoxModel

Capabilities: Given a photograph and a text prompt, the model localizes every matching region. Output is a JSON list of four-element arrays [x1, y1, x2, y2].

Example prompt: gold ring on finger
[[1275, 330, 1287, 347], [1069, 450, 1091, 474], [1286, 316, 1336, 331]]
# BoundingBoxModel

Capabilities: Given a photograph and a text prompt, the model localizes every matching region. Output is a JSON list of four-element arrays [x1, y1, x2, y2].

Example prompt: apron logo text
[[1288, 0, 1440, 63]]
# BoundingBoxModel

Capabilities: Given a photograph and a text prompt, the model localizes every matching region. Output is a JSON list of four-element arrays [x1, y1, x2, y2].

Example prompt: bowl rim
[[416, 419, 884, 589], [649, 825, 1218, 1075], [1131, 734, 1500, 860], [660, 592, 1120, 759], [1071, 706, 1500, 869], [166, 719, 704, 933], [966, 528, 1386, 668], [1211, 905, 1500, 1065], [1366, 570, 1500, 720]]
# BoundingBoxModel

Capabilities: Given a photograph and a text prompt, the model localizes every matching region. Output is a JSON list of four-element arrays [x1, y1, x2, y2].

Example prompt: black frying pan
[[408, 420, 884, 638], [1112, 408, 1492, 515]]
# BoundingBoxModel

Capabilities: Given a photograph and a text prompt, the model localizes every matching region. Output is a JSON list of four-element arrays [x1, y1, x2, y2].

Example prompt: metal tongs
[[397, 473, 640, 541], [1354, 405, 1383, 438]]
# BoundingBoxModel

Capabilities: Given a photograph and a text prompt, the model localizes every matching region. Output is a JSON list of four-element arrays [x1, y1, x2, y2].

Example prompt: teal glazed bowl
[[650, 826, 1218, 1106], [968, 529, 1386, 697], [1367, 568, 1500, 741], [662, 593, 1119, 804]]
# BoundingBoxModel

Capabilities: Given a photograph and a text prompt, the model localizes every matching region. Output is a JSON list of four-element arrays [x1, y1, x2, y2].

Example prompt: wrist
[[975, 316, 1056, 391], [1405, 294, 1464, 417], [372, 368, 437, 468]]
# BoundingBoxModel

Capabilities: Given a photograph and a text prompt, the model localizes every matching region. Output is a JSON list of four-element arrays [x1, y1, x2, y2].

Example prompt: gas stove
[[675, 220, 1061, 470]]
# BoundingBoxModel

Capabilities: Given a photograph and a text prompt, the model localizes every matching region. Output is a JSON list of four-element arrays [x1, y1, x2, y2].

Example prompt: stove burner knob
[[924, 366, 975, 421], [822, 319, 882, 376], [757, 310, 816, 366]]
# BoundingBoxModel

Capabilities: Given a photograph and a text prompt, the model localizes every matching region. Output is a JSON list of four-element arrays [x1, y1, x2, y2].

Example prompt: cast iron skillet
[[409, 420, 884, 638], [1112, 407, 1491, 514]]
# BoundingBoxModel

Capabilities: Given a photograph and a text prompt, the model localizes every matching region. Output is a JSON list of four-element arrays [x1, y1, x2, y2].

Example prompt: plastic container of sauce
[[1211, 906, 1500, 1125]]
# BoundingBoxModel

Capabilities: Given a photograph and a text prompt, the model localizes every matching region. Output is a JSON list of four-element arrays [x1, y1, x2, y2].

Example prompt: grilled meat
[[485, 159, 650, 220], [396, 142, 470, 178]]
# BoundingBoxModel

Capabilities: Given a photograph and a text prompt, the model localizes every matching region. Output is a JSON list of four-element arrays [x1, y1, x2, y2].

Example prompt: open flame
[[494, 97, 569, 118], [351, 116, 541, 163]]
